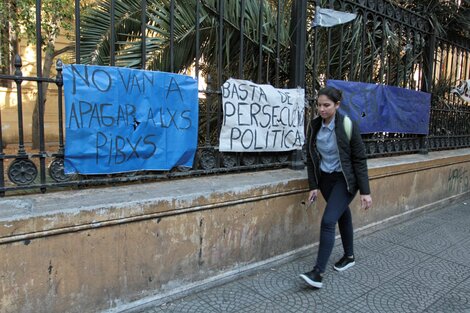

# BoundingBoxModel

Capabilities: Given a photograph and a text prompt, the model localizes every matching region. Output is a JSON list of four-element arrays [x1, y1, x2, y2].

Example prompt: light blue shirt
[[316, 116, 342, 173]]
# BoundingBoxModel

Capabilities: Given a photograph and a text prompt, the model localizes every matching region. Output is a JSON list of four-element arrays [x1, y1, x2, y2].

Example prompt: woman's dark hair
[[318, 86, 342, 103]]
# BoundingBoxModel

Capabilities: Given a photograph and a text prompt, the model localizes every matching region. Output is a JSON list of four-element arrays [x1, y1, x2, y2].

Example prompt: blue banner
[[63, 65, 198, 174], [327, 80, 431, 134]]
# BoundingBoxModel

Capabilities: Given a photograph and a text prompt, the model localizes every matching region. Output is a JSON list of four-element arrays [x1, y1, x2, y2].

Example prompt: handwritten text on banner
[[219, 79, 305, 152], [63, 65, 198, 174]]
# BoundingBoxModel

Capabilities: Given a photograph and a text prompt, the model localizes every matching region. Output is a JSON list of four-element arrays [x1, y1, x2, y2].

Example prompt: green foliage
[[2, 0, 74, 51], [390, 0, 470, 38], [1, 0, 75, 148], [79, 0, 292, 84]]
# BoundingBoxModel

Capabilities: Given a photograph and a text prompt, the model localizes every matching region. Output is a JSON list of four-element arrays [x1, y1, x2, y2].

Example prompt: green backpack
[[343, 115, 353, 142], [307, 115, 353, 141]]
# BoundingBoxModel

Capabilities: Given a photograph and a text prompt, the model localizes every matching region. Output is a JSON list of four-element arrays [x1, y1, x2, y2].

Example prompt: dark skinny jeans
[[315, 171, 355, 273]]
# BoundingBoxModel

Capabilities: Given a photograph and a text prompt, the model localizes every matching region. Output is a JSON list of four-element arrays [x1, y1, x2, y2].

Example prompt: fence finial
[[14, 55, 22, 77]]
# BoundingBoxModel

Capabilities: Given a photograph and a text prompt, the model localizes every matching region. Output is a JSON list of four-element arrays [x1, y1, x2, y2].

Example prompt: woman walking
[[300, 86, 372, 288]]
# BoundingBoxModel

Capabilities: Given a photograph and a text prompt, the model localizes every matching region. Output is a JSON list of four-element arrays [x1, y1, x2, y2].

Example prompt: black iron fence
[[306, 0, 470, 157], [428, 36, 470, 151], [0, 0, 469, 196]]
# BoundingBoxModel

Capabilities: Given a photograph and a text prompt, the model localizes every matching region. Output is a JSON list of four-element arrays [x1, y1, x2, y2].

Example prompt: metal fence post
[[289, 0, 307, 170], [420, 27, 436, 155]]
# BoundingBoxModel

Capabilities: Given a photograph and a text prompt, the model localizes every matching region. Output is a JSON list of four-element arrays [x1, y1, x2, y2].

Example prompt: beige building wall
[[0, 37, 72, 146]]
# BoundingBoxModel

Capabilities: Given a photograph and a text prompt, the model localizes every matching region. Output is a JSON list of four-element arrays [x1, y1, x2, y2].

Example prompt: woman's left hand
[[360, 194, 372, 210]]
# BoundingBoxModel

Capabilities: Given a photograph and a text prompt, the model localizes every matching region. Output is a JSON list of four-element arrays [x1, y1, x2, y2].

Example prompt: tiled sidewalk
[[124, 199, 470, 313]]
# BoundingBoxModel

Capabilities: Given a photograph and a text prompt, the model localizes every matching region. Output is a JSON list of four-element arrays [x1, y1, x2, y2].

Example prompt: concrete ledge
[[3, 148, 470, 242], [0, 148, 470, 313], [0, 169, 308, 243]]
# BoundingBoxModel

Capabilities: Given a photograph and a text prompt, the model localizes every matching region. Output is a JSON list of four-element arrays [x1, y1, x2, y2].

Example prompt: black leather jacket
[[306, 112, 371, 195]]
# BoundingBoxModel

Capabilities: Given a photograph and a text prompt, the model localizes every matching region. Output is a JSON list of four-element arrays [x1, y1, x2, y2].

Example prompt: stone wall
[[0, 148, 469, 313]]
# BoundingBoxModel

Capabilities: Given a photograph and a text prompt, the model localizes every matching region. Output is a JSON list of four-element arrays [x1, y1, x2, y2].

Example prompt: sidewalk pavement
[[123, 199, 470, 313]]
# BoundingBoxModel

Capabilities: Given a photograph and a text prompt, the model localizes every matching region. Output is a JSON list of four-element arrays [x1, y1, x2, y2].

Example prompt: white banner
[[451, 80, 470, 102], [219, 79, 305, 152], [312, 6, 357, 28]]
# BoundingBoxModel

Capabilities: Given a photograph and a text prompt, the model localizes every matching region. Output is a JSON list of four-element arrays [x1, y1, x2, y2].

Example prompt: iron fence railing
[[428, 36, 470, 152], [0, 0, 469, 196], [307, 0, 470, 157]]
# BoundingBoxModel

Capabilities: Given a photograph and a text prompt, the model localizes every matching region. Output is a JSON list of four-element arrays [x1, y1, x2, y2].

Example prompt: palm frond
[[77, 0, 292, 84]]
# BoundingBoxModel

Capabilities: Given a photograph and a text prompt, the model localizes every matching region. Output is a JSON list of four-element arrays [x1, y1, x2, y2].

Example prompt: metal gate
[[0, 0, 469, 196]]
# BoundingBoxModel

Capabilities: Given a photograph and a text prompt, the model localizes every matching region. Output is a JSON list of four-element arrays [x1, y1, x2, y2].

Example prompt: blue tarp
[[327, 80, 431, 135], [63, 65, 198, 174]]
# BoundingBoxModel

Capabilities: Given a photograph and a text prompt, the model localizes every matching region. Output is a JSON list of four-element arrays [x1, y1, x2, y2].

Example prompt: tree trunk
[[32, 42, 54, 149]]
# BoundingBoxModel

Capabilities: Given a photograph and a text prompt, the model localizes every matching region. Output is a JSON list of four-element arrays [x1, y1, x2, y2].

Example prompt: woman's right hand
[[308, 189, 318, 203]]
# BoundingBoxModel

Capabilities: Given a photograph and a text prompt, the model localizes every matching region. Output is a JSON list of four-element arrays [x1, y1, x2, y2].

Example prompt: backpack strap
[[343, 115, 353, 141]]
